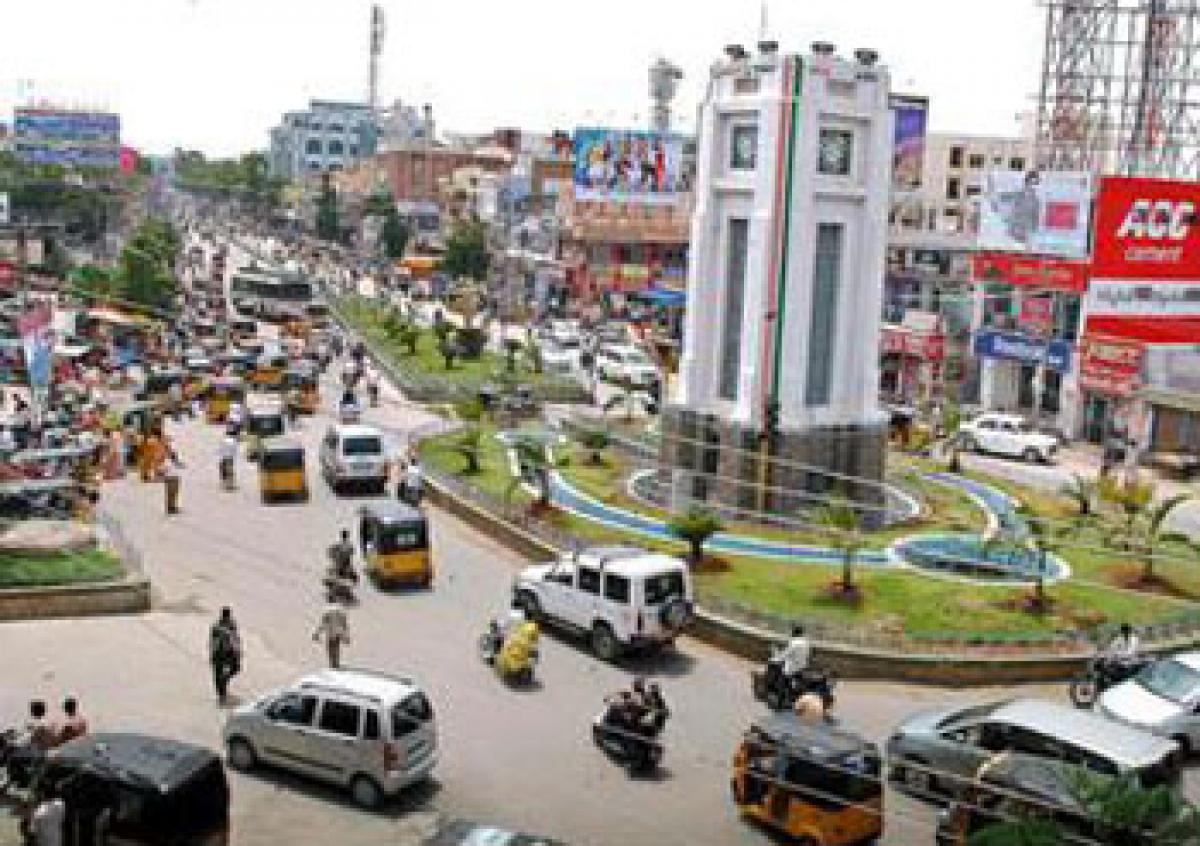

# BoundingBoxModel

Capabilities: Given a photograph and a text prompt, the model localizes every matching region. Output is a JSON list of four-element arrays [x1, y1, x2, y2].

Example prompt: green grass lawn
[[0, 548, 123, 588], [418, 424, 1199, 640], [337, 297, 579, 396]]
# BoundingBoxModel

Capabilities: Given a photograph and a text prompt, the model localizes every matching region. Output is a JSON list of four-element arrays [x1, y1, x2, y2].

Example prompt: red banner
[[1078, 334, 1144, 397], [0, 261, 14, 289], [881, 326, 945, 361], [1093, 176, 1200, 280], [971, 252, 1089, 293], [1019, 297, 1054, 333]]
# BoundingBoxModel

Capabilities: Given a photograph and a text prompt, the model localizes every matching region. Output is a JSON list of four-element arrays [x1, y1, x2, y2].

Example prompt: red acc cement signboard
[[1086, 176, 1200, 343]]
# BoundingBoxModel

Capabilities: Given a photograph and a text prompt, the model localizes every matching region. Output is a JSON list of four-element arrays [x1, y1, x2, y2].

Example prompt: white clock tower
[[663, 41, 894, 515]]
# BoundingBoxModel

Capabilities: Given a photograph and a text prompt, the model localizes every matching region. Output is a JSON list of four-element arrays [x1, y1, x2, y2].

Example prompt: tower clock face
[[736, 131, 755, 164], [818, 129, 852, 176]]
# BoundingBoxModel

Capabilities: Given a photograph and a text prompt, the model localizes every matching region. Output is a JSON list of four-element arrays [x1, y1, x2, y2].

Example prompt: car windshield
[[343, 436, 382, 456], [1137, 659, 1200, 705], [643, 571, 684, 605]]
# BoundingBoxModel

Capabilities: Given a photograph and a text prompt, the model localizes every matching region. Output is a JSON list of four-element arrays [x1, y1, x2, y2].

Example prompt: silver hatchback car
[[223, 668, 438, 808], [887, 697, 1181, 800]]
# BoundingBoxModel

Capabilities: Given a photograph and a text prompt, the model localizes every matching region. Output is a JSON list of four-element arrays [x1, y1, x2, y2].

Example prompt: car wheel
[[1022, 447, 1040, 463], [1173, 735, 1192, 759], [591, 622, 620, 662], [350, 774, 384, 809], [226, 737, 257, 772]]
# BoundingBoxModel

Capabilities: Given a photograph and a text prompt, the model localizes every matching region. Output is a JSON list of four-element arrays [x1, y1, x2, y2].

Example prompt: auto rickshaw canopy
[[260, 439, 305, 470], [246, 406, 286, 438], [359, 501, 427, 552]]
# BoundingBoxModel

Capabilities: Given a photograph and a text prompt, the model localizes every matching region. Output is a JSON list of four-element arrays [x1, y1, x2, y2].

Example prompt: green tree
[[941, 401, 965, 473], [525, 333, 544, 375], [396, 323, 420, 356], [440, 221, 490, 280], [576, 427, 610, 466], [450, 426, 482, 475], [667, 507, 724, 566], [506, 436, 553, 509], [316, 173, 340, 241], [503, 337, 522, 373], [1020, 507, 1074, 613], [439, 336, 458, 370], [815, 500, 865, 594], [1062, 473, 1098, 517], [381, 208, 409, 260]]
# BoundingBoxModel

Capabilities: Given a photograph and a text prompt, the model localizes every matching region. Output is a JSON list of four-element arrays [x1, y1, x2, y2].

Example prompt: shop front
[[1075, 334, 1144, 444], [879, 311, 946, 404], [974, 330, 1072, 419], [1142, 347, 1200, 456]]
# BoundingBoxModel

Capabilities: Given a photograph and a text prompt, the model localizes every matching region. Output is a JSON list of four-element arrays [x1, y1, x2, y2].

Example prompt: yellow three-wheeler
[[357, 501, 432, 588]]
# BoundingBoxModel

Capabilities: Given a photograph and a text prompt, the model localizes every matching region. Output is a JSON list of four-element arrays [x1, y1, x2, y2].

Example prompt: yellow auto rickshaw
[[282, 367, 319, 414], [259, 439, 307, 502], [244, 404, 286, 461], [357, 501, 432, 587], [206, 376, 246, 424], [249, 354, 288, 390], [732, 713, 884, 846]]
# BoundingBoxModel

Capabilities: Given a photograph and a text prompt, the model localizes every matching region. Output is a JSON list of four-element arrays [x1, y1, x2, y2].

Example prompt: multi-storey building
[[267, 100, 379, 180]]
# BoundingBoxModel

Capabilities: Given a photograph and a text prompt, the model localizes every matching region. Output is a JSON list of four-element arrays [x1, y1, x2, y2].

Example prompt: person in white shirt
[[403, 457, 424, 506], [313, 603, 351, 668], [778, 625, 812, 679], [218, 432, 238, 490], [1106, 623, 1141, 667], [227, 401, 244, 435]]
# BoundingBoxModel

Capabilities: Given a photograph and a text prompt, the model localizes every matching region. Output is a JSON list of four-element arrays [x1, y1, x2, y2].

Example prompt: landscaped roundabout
[[418, 416, 1200, 654]]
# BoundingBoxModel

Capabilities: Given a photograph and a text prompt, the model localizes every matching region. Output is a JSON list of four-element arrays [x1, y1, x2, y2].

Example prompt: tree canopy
[[440, 221, 490, 281]]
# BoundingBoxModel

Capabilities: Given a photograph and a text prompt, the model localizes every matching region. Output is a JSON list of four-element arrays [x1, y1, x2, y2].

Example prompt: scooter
[[478, 620, 539, 685], [592, 706, 664, 774], [751, 660, 837, 713]]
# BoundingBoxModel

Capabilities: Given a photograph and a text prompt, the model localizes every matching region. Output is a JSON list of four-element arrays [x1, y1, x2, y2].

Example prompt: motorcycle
[[592, 702, 665, 774], [0, 727, 41, 795], [478, 620, 540, 685], [751, 660, 837, 713], [1069, 655, 1150, 708]]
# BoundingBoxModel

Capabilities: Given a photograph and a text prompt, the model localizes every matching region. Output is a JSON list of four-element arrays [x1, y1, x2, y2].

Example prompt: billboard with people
[[977, 169, 1091, 258], [889, 95, 928, 192], [573, 128, 685, 203]]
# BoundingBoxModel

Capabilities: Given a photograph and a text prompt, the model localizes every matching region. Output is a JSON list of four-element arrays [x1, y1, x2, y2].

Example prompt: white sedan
[[957, 413, 1058, 463]]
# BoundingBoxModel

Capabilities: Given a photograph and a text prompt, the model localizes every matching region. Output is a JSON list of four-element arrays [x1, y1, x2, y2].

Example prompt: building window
[[305, 139, 321, 155], [946, 178, 961, 200], [718, 218, 750, 400], [965, 184, 982, 198], [328, 140, 345, 156], [730, 125, 758, 170], [806, 223, 844, 407], [817, 129, 853, 176], [968, 153, 986, 169], [349, 146, 358, 157], [1010, 156, 1026, 171], [949, 146, 964, 168]]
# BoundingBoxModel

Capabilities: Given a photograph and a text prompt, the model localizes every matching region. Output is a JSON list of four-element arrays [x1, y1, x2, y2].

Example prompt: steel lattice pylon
[[1036, 0, 1200, 179]]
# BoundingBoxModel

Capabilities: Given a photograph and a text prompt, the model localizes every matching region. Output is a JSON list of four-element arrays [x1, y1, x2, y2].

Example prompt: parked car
[[957, 413, 1058, 463], [513, 546, 693, 661], [1098, 652, 1200, 753], [319, 423, 388, 494], [595, 344, 658, 388], [887, 698, 1181, 800], [223, 668, 438, 808]]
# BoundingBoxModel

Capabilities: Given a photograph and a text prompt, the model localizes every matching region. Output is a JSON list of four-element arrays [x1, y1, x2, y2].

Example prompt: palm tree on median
[[815, 499, 865, 596]]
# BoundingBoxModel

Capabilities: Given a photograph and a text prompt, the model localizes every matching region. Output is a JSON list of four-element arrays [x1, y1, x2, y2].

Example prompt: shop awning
[[635, 287, 686, 308], [1141, 386, 1200, 414]]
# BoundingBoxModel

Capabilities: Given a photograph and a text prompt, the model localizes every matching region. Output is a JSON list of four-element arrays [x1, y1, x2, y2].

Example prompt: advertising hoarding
[[973, 330, 1072, 373], [889, 95, 927, 192], [977, 170, 1091, 258], [1079, 334, 1144, 397], [572, 128, 684, 204], [13, 108, 121, 169], [1086, 176, 1200, 343], [1018, 296, 1054, 334], [971, 252, 1089, 293]]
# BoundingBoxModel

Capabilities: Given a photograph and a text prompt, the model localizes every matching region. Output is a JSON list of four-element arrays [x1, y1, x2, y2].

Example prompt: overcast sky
[[0, 0, 1045, 157]]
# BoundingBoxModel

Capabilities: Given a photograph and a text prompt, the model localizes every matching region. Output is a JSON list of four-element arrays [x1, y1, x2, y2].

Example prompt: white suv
[[223, 669, 437, 808], [958, 413, 1058, 463], [320, 424, 388, 493], [595, 344, 658, 388], [513, 546, 693, 661]]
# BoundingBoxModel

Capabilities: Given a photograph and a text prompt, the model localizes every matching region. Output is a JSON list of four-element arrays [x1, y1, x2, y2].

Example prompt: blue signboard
[[973, 331, 1072, 373]]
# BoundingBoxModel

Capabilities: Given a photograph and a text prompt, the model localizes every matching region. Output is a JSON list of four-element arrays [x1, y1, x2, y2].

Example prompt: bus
[[230, 267, 314, 321]]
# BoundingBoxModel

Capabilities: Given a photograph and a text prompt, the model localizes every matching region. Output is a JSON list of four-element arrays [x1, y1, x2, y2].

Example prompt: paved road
[[3, 350, 1067, 846]]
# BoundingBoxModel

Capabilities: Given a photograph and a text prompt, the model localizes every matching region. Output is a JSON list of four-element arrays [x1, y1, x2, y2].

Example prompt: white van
[[319, 424, 388, 494], [223, 669, 438, 808]]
